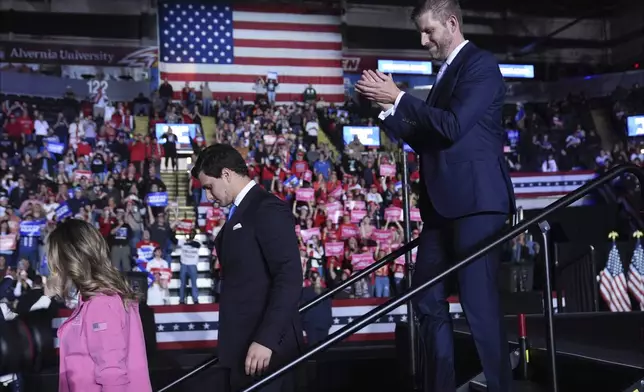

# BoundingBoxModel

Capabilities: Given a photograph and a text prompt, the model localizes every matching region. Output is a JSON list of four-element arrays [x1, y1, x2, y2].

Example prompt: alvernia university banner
[[0, 41, 158, 68]]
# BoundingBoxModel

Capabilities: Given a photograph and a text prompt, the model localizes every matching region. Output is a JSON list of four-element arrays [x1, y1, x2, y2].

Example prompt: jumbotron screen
[[155, 123, 199, 153]]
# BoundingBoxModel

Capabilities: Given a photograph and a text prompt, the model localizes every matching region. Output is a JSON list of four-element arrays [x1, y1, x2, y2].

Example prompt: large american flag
[[599, 242, 632, 312], [157, 2, 344, 104], [627, 238, 644, 309]]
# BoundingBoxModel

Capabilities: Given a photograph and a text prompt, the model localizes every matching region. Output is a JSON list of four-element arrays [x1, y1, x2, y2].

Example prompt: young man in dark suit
[[191, 144, 303, 392], [356, 1, 516, 391]]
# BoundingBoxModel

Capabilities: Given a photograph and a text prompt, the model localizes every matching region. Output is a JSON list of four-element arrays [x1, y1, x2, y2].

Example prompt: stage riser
[[22, 347, 400, 392], [507, 312, 644, 364], [453, 312, 644, 391]]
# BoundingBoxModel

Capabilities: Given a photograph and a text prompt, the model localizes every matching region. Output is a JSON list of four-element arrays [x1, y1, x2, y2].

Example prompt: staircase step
[[468, 376, 544, 392]]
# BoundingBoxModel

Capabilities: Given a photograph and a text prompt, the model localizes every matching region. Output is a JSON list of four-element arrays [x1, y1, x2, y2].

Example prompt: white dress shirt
[[378, 40, 470, 120], [233, 180, 257, 207]]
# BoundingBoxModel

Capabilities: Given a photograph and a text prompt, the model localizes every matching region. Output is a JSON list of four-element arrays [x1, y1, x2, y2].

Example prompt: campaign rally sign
[[379, 164, 396, 177], [176, 219, 194, 234], [138, 243, 156, 261], [19, 220, 45, 236], [329, 187, 343, 199], [133, 260, 155, 288], [340, 225, 359, 240], [371, 229, 393, 244], [325, 201, 343, 224], [350, 209, 367, 223], [346, 200, 366, 211], [47, 142, 65, 155], [296, 188, 315, 202], [324, 241, 344, 257], [0, 234, 16, 251], [384, 207, 403, 221], [148, 192, 169, 207], [73, 170, 92, 182], [283, 175, 299, 188], [55, 202, 73, 221], [300, 227, 321, 242], [351, 253, 375, 270]]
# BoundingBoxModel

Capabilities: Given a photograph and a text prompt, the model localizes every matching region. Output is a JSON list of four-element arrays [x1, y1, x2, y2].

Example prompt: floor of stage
[[453, 313, 644, 370], [22, 312, 644, 392], [453, 312, 644, 391]]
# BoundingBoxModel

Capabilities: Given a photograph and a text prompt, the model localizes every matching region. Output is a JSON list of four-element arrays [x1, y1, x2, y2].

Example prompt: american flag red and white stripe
[[599, 243, 632, 312], [158, 3, 344, 104], [627, 239, 644, 308]]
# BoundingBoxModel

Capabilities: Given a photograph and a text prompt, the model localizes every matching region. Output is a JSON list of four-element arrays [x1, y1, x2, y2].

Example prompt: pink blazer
[[57, 294, 152, 392]]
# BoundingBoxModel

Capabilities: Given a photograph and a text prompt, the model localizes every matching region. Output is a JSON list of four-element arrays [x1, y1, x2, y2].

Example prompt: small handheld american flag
[[599, 231, 632, 312], [627, 231, 644, 309]]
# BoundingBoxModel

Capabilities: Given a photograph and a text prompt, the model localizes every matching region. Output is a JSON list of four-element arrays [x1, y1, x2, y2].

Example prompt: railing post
[[589, 245, 599, 312], [400, 145, 419, 391], [553, 242, 564, 314], [538, 220, 558, 392]]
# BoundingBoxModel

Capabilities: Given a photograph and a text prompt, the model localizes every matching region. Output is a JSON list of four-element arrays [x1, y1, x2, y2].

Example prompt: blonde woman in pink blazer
[[47, 219, 152, 392]]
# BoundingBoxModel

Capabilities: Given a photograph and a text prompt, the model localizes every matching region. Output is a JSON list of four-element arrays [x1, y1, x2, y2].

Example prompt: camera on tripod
[[0, 309, 56, 376]]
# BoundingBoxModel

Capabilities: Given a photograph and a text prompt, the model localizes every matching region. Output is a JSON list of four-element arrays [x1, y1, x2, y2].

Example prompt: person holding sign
[[191, 144, 303, 392], [355, 1, 515, 391]]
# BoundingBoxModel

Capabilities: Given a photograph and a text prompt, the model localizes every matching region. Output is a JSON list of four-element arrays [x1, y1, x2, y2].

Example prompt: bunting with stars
[[510, 171, 596, 198], [52, 299, 463, 350]]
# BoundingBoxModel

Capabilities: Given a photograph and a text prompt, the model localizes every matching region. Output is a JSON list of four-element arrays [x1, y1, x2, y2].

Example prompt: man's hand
[[355, 70, 400, 110], [245, 341, 272, 377]]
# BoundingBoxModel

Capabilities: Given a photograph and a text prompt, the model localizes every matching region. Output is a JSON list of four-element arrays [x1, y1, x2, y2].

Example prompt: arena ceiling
[[346, 0, 618, 18]]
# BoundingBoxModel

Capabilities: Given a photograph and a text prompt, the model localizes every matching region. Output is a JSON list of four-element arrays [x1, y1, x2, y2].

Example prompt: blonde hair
[[46, 219, 140, 305]]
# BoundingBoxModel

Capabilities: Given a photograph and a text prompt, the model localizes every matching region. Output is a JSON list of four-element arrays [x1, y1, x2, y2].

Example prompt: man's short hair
[[191, 144, 249, 179], [411, 0, 463, 28]]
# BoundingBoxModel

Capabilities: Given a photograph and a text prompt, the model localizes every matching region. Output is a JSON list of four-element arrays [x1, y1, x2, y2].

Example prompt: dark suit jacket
[[15, 287, 50, 315], [35, 157, 56, 177], [214, 184, 304, 376], [300, 286, 332, 329], [0, 276, 17, 302], [382, 42, 515, 221]]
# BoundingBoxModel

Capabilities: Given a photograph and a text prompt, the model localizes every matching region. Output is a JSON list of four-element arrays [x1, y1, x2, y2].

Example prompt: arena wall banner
[[0, 72, 149, 101], [0, 41, 157, 68], [52, 298, 464, 350], [342, 55, 430, 74]]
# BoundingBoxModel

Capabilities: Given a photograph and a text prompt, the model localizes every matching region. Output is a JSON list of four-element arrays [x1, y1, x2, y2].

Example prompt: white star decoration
[[148, 311, 466, 336], [159, 3, 234, 65]]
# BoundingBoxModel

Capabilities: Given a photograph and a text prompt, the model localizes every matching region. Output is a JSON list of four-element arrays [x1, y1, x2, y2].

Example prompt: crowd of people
[[0, 79, 642, 310], [503, 84, 644, 174], [0, 90, 211, 312]]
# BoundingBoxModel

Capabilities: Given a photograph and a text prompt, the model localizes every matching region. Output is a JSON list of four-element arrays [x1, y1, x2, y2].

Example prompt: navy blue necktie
[[228, 204, 237, 220]]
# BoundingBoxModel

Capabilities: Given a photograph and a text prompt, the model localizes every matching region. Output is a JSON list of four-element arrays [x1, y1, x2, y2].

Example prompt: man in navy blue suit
[[192, 144, 303, 391], [355, 1, 515, 391]]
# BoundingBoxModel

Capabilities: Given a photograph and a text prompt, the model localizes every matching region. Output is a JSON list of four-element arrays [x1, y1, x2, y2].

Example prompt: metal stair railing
[[157, 238, 419, 391], [240, 164, 644, 392], [160, 163, 644, 392]]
